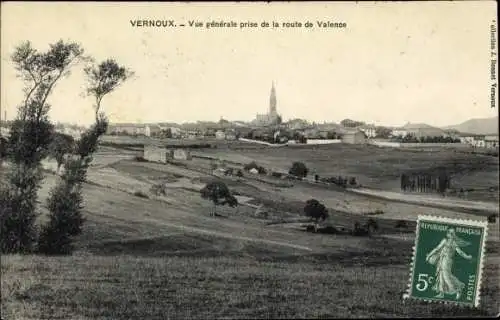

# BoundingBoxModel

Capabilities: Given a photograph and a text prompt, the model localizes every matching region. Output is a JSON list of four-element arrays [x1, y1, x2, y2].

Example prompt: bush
[[1, 188, 40, 253], [365, 218, 379, 232], [236, 169, 244, 177], [351, 222, 369, 236], [133, 190, 150, 198], [351, 219, 379, 237], [395, 220, 408, 228], [0, 136, 8, 159], [368, 209, 384, 215], [488, 215, 497, 223], [289, 162, 308, 178], [150, 183, 167, 196], [271, 171, 283, 178], [135, 155, 147, 162], [244, 161, 267, 174], [349, 177, 357, 186]]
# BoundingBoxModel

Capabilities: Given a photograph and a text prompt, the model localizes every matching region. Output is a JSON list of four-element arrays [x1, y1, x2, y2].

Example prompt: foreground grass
[[2, 249, 498, 319]]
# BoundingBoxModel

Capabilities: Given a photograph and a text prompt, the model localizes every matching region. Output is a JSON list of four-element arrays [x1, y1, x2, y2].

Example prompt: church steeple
[[269, 81, 277, 116]]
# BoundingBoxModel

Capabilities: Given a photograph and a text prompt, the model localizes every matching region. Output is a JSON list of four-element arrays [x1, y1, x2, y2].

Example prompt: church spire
[[269, 81, 277, 115]]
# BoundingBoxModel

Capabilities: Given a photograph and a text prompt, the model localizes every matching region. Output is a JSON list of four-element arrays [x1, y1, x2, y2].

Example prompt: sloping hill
[[443, 117, 498, 135]]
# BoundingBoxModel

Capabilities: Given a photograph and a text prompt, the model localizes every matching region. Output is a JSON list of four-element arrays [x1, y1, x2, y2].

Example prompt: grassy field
[[195, 143, 499, 202], [2, 146, 499, 319]]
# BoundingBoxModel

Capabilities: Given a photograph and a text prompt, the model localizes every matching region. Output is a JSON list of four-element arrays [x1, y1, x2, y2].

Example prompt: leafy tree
[[48, 132, 75, 173], [304, 199, 328, 232], [289, 161, 308, 178], [163, 127, 173, 138], [39, 58, 132, 255], [341, 119, 365, 128], [326, 131, 339, 139], [1, 40, 84, 253], [200, 180, 238, 216], [375, 126, 392, 139], [349, 177, 357, 186], [0, 136, 7, 159]]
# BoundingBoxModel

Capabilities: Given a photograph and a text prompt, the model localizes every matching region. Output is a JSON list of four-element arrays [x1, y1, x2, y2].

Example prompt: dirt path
[[352, 188, 499, 214]]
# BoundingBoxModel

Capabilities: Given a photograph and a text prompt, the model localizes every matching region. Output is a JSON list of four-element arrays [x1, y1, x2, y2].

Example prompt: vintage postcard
[[1, 1, 498, 319]]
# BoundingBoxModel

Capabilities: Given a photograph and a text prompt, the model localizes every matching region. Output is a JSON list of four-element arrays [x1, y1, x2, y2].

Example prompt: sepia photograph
[[1, 1, 498, 319]]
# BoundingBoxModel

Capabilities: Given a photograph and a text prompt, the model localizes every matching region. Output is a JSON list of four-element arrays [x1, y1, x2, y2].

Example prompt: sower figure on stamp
[[426, 228, 473, 299]]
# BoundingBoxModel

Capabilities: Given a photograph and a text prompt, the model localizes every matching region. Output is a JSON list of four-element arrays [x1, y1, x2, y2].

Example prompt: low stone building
[[173, 149, 191, 160], [143, 145, 170, 163], [341, 130, 367, 144]]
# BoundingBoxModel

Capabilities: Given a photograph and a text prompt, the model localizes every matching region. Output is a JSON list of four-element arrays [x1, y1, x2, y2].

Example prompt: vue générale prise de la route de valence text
[[129, 19, 347, 29]]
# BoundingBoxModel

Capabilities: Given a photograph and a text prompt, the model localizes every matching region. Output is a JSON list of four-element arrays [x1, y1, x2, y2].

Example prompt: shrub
[[395, 220, 408, 228], [38, 178, 86, 255], [349, 177, 357, 186], [236, 169, 244, 177], [133, 190, 150, 198], [271, 171, 283, 178], [352, 221, 369, 236], [0, 188, 40, 253], [320, 226, 338, 234], [150, 183, 167, 196], [135, 155, 147, 162], [0, 136, 8, 159], [487, 215, 497, 223], [365, 218, 379, 232], [244, 161, 267, 174], [289, 162, 308, 178]]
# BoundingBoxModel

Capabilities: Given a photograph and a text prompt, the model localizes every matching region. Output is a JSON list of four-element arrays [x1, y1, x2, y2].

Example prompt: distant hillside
[[443, 117, 498, 135]]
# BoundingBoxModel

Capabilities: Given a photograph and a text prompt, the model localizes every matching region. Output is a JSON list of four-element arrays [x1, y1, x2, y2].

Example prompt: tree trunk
[[314, 219, 319, 233]]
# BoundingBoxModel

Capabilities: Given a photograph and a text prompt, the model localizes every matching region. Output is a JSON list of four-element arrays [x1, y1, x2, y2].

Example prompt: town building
[[391, 123, 446, 139], [253, 82, 281, 126], [341, 130, 367, 144], [359, 124, 377, 138], [143, 145, 192, 162], [145, 124, 162, 137], [215, 130, 226, 140], [484, 135, 499, 148], [173, 149, 191, 160]]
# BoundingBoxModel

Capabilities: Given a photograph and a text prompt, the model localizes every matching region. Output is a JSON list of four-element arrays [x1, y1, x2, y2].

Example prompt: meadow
[[197, 142, 500, 202], [2, 141, 499, 319]]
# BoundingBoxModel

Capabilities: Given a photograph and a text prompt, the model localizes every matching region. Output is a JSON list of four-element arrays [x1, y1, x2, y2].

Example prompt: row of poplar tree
[[400, 172, 451, 194]]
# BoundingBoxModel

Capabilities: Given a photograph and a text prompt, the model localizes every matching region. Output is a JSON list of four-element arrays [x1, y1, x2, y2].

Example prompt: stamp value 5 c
[[403, 215, 488, 307]]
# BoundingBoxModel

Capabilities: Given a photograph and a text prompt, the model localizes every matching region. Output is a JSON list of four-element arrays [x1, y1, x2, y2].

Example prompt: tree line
[[400, 172, 451, 194], [392, 134, 460, 143], [0, 40, 132, 255]]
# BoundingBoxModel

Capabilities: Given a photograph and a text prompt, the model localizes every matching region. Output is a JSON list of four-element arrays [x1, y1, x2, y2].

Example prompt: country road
[[351, 188, 499, 214]]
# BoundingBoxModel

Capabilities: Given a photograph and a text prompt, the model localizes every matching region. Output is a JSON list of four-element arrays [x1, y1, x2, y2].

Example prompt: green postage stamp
[[403, 215, 489, 307]]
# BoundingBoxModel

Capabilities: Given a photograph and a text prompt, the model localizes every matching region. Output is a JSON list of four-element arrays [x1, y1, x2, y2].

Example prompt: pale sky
[[1, 2, 498, 127]]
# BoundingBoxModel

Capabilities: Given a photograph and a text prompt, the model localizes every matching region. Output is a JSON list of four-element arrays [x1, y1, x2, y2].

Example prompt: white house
[[173, 149, 191, 160], [484, 135, 499, 148], [359, 125, 377, 138], [215, 130, 226, 140]]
